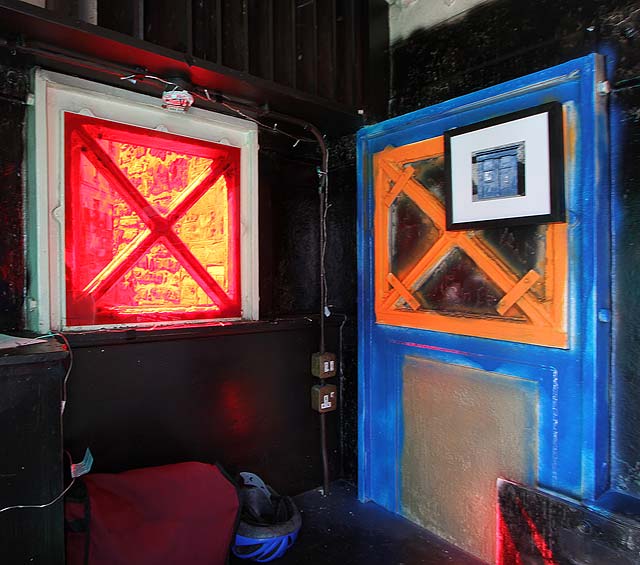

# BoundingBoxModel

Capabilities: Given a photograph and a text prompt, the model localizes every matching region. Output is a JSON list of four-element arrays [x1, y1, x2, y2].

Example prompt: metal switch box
[[311, 352, 337, 378]]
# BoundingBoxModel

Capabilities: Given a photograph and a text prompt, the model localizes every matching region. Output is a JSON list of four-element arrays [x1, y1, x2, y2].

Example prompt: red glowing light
[[496, 503, 522, 565], [515, 497, 557, 565], [64, 113, 241, 327], [497, 496, 558, 565]]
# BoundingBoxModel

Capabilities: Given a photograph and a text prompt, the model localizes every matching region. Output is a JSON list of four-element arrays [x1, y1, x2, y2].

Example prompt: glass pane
[[413, 247, 524, 319], [406, 156, 446, 204], [479, 225, 547, 299], [64, 112, 241, 327], [173, 174, 234, 295], [69, 241, 222, 328], [99, 138, 214, 216], [389, 193, 441, 279], [66, 152, 140, 292]]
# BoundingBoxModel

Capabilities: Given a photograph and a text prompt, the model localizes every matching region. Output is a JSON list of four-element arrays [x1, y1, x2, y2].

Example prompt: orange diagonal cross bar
[[457, 237, 551, 326], [380, 158, 446, 228], [497, 269, 541, 316], [383, 165, 415, 207], [376, 156, 553, 327], [386, 273, 421, 310]]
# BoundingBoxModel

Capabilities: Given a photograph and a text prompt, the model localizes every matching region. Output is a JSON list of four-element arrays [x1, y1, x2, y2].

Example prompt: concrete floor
[[231, 480, 485, 565]]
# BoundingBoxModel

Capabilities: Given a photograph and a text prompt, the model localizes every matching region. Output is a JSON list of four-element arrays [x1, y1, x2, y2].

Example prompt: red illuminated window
[[64, 113, 242, 327]]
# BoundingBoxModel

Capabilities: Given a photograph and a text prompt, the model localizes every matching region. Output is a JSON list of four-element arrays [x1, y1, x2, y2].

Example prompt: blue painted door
[[357, 54, 610, 559]]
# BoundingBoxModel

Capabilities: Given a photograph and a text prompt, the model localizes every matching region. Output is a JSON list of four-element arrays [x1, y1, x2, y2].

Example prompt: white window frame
[[27, 69, 259, 332]]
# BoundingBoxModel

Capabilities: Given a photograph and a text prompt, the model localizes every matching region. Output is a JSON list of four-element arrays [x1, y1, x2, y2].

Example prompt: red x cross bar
[[76, 126, 234, 313]]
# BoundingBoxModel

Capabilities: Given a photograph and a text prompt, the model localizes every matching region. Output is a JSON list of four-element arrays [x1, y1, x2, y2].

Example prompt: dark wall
[[0, 0, 379, 501], [257, 136, 359, 483], [0, 49, 358, 495], [388, 0, 640, 498], [92, 0, 375, 112], [614, 82, 640, 496], [60, 134, 357, 494], [0, 57, 28, 332], [390, 1, 637, 115], [326, 135, 358, 482], [259, 147, 321, 317], [63, 324, 339, 496]]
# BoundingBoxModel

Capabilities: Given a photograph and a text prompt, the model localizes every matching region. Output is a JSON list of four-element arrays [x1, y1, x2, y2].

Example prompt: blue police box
[[473, 143, 523, 200]]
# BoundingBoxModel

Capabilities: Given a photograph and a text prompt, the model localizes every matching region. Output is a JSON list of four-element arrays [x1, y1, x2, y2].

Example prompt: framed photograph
[[444, 102, 565, 230]]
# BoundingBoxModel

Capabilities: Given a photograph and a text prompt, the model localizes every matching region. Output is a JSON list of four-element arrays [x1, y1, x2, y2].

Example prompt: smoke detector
[[161, 86, 194, 112]]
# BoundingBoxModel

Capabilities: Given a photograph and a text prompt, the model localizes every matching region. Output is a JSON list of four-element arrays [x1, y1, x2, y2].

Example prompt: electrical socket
[[311, 384, 337, 413]]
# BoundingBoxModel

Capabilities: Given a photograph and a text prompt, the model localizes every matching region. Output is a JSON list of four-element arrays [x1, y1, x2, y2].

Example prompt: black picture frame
[[444, 102, 565, 231]]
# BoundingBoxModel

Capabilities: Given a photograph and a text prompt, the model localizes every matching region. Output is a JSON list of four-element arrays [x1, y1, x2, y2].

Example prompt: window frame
[[28, 69, 259, 332]]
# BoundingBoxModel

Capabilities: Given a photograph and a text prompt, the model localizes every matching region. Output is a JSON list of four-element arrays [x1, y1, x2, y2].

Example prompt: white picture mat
[[450, 112, 551, 224]]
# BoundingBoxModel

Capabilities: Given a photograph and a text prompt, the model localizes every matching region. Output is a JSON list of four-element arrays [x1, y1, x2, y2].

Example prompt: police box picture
[[471, 141, 526, 202], [444, 101, 564, 230]]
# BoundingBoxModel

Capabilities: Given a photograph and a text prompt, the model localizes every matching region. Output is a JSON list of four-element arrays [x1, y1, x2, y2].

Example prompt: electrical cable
[[0, 335, 76, 514], [319, 412, 330, 497], [611, 76, 640, 92], [121, 74, 176, 87], [208, 91, 333, 496], [36, 331, 73, 414], [56, 332, 73, 414], [14, 43, 141, 79], [321, 169, 331, 339], [219, 100, 316, 145], [118, 76, 319, 146], [199, 100, 334, 492], [318, 160, 330, 496], [209, 96, 316, 145], [0, 93, 28, 106], [0, 452, 75, 514], [337, 313, 348, 478], [303, 115, 331, 496]]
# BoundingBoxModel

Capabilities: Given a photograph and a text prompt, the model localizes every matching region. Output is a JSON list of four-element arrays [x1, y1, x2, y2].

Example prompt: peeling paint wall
[[20, 0, 46, 7], [0, 59, 27, 332], [388, 0, 493, 43], [611, 82, 640, 497]]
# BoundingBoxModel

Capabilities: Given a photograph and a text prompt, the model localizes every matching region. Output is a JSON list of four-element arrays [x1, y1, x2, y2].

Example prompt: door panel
[[357, 55, 610, 563]]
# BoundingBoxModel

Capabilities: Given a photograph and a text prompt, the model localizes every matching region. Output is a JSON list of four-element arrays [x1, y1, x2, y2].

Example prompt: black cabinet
[[0, 340, 68, 565]]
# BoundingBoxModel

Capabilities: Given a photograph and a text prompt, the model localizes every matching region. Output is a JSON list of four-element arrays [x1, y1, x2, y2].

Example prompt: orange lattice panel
[[373, 135, 567, 348]]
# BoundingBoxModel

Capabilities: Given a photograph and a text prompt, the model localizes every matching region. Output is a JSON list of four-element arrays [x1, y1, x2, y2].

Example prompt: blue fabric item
[[232, 530, 300, 562]]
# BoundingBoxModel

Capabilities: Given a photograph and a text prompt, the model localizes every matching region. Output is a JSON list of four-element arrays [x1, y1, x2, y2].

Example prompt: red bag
[[65, 462, 239, 565]]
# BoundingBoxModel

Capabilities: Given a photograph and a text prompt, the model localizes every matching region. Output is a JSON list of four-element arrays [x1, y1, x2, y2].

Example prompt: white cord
[[0, 478, 76, 514], [56, 332, 73, 414], [119, 73, 318, 146], [216, 99, 316, 145], [321, 160, 330, 318], [35, 332, 73, 414], [0, 452, 75, 514]]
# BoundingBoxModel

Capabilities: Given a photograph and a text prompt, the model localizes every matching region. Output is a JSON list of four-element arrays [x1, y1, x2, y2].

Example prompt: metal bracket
[[597, 80, 611, 96]]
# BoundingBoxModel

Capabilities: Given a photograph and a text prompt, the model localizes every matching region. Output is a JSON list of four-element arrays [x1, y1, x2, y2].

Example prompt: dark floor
[[231, 480, 485, 565]]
